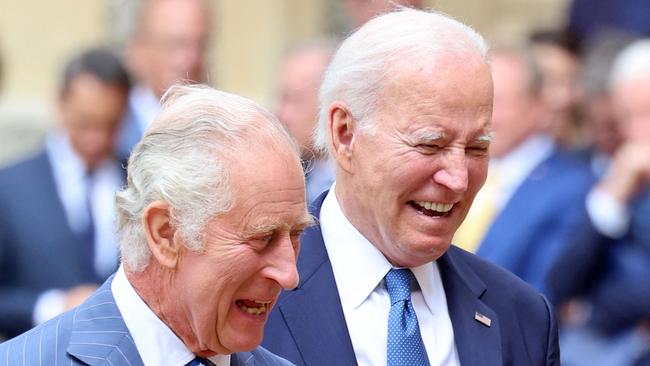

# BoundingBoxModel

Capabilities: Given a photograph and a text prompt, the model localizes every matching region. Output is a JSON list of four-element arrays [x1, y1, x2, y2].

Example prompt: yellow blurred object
[[454, 168, 500, 253]]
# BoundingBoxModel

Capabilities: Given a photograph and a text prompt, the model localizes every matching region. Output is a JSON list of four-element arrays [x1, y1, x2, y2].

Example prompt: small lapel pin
[[474, 311, 492, 327]]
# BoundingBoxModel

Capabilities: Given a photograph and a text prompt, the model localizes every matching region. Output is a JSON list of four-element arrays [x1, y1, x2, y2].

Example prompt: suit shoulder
[[0, 151, 48, 187], [237, 346, 296, 366], [0, 309, 75, 363], [447, 246, 548, 307]]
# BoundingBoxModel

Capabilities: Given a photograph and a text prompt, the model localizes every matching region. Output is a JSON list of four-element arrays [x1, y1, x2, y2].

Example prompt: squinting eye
[[416, 144, 442, 154], [466, 146, 489, 156]]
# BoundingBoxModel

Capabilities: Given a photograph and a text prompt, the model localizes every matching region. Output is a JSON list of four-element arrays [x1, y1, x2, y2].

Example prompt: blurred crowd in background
[[0, 0, 649, 365]]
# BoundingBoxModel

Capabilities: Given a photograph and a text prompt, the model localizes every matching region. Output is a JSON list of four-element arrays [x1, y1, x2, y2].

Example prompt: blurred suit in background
[[0, 48, 129, 338]]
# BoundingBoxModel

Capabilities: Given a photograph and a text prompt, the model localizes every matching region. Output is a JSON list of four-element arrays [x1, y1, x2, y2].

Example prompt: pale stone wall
[[0, 0, 570, 165]]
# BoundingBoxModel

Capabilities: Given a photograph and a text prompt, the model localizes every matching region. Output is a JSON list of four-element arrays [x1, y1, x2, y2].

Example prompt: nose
[[432, 150, 469, 193], [264, 235, 300, 290]]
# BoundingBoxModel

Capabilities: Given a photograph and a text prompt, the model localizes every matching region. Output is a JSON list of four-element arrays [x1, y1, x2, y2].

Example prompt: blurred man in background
[[548, 39, 650, 366], [275, 40, 336, 204], [340, 0, 424, 28], [0, 47, 129, 338], [529, 30, 583, 148], [454, 45, 593, 292], [117, 0, 211, 160]]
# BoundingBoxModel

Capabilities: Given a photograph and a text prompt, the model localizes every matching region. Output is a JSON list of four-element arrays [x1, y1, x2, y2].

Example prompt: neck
[[125, 264, 199, 353]]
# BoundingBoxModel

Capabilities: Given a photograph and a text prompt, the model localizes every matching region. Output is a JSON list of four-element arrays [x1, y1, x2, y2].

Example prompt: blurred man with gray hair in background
[[117, 0, 212, 160], [548, 39, 650, 366], [0, 84, 312, 365], [275, 40, 337, 204], [264, 8, 559, 366]]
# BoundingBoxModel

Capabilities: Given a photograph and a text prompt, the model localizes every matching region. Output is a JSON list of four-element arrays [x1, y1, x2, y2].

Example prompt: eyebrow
[[411, 131, 445, 144], [475, 131, 494, 143], [246, 213, 315, 237], [410, 130, 494, 144]]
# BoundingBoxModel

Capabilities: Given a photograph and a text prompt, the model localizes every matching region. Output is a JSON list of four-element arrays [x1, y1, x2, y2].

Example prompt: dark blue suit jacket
[[262, 193, 560, 366], [0, 276, 293, 366], [547, 190, 650, 334], [477, 148, 594, 293], [0, 151, 122, 337]]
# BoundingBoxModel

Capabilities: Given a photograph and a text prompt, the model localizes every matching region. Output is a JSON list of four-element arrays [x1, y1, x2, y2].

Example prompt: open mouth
[[235, 299, 271, 316], [409, 200, 454, 217]]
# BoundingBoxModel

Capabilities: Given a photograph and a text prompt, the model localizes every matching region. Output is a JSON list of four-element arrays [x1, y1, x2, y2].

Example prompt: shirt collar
[[46, 131, 87, 182], [111, 266, 231, 366], [320, 187, 439, 314], [129, 84, 161, 132], [492, 134, 555, 193]]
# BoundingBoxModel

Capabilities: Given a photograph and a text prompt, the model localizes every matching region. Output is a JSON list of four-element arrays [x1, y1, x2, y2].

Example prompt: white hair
[[115, 84, 298, 272], [314, 7, 488, 154], [609, 39, 650, 89]]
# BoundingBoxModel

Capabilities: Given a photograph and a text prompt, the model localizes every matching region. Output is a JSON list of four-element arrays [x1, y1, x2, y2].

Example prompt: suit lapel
[[33, 151, 90, 272], [67, 277, 143, 366], [277, 193, 357, 366], [439, 247, 502, 365]]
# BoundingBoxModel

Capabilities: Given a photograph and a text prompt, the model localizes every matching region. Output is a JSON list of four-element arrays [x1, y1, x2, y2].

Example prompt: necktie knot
[[385, 268, 414, 304], [186, 356, 215, 366]]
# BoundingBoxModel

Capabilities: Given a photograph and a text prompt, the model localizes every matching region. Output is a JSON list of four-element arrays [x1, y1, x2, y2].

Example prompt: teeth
[[238, 300, 270, 315], [415, 201, 453, 213]]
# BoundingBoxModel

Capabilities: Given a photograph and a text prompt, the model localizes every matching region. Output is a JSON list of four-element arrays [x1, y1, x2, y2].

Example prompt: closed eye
[[415, 144, 442, 154], [466, 145, 489, 156]]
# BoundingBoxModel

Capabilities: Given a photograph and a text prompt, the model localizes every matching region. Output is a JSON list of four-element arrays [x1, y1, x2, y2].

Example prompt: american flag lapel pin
[[474, 311, 492, 327]]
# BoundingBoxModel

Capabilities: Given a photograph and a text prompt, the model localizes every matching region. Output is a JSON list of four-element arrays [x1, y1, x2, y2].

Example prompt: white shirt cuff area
[[33, 289, 66, 325], [586, 188, 631, 239]]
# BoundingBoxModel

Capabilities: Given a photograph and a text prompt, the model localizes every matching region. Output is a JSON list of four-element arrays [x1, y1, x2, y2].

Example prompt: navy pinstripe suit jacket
[[0, 276, 292, 366]]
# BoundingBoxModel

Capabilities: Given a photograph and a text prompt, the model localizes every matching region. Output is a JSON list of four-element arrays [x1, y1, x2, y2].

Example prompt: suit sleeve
[[542, 295, 561, 366], [545, 205, 609, 305]]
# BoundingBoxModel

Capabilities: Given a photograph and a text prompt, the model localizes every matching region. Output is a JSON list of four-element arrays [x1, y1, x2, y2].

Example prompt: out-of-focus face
[[173, 142, 312, 356], [533, 43, 580, 136], [341, 0, 424, 27], [490, 52, 542, 158], [58, 73, 127, 170], [133, 0, 210, 97], [275, 48, 331, 158], [583, 93, 622, 155], [613, 74, 650, 143], [336, 55, 493, 267]]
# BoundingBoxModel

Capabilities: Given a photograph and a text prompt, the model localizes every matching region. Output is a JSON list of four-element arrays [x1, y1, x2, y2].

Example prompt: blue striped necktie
[[385, 268, 430, 366], [186, 356, 216, 366]]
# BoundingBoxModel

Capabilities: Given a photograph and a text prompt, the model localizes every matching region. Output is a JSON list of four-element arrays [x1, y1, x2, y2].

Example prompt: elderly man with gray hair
[[263, 8, 560, 366], [0, 84, 312, 365]]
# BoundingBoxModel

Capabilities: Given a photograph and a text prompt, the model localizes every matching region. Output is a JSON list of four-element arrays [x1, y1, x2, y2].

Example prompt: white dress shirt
[[129, 84, 161, 133], [320, 187, 460, 366], [112, 266, 231, 366], [490, 134, 556, 211], [34, 132, 122, 324]]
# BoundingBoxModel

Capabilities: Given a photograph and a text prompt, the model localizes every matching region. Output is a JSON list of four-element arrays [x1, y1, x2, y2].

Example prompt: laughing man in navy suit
[[262, 9, 560, 366], [0, 85, 313, 365]]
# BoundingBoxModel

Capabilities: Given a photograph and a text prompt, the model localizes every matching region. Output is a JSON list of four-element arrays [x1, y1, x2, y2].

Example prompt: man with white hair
[[547, 39, 650, 366], [263, 8, 559, 366], [0, 84, 313, 365]]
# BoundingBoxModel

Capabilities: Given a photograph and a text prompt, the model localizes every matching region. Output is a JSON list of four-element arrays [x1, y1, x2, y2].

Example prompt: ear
[[142, 201, 182, 269], [329, 102, 356, 174]]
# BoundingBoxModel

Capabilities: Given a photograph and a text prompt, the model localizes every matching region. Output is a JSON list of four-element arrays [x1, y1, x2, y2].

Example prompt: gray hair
[[314, 8, 488, 154], [115, 84, 298, 272], [609, 39, 650, 89]]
